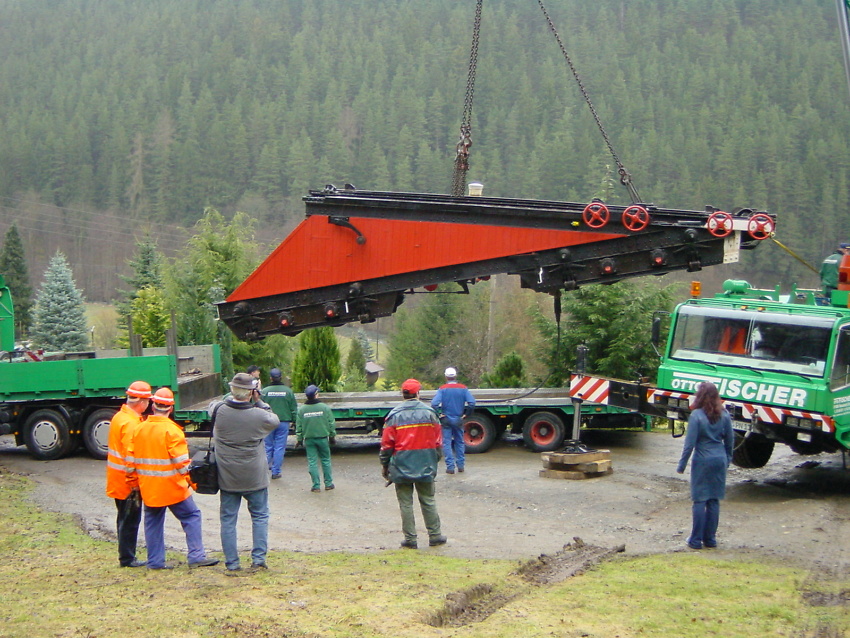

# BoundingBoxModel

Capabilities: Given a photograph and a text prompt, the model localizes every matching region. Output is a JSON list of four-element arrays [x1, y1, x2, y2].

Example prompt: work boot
[[189, 558, 220, 568], [271, 473, 282, 480], [400, 539, 418, 549], [429, 535, 447, 547], [446, 468, 455, 475], [246, 563, 268, 573], [325, 484, 335, 491], [121, 559, 146, 568]]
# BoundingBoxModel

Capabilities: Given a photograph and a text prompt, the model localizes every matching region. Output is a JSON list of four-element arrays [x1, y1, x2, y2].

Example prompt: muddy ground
[[0, 430, 848, 571]]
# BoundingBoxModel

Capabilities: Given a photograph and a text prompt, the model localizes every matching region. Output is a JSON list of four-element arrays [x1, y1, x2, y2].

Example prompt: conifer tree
[[0, 223, 33, 337], [117, 236, 164, 320], [128, 285, 169, 348], [355, 328, 375, 362], [291, 327, 341, 393], [31, 251, 89, 352], [481, 352, 527, 388], [341, 335, 369, 391]]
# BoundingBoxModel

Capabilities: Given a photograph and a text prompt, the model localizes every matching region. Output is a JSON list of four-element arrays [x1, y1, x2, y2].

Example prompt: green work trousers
[[304, 437, 333, 489], [394, 481, 441, 542]]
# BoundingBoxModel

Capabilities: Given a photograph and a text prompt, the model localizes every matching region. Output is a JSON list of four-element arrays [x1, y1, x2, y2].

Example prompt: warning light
[[278, 312, 294, 329], [600, 258, 616, 275], [324, 303, 339, 319], [424, 284, 439, 292], [690, 281, 702, 298], [650, 249, 666, 267]]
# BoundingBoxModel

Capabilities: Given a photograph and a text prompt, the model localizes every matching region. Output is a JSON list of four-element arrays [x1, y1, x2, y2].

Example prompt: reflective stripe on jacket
[[379, 399, 442, 483], [105, 404, 142, 499], [128, 414, 192, 507]]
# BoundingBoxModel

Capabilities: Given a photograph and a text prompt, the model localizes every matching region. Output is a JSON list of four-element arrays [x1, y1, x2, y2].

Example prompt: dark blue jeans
[[688, 499, 720, 548]]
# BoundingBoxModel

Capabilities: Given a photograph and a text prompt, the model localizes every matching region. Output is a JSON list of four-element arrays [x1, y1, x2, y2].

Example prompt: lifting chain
[[536, 0, 642, 204], [451, 0, 483, 197]]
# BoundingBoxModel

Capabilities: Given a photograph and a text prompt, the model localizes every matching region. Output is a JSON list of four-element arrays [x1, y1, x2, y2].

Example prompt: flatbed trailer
[[178, 387, 648, 453]]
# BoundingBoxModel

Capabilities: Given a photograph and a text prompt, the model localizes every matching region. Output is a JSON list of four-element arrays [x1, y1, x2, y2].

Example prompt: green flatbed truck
[[178, 387, 648, 454], [0, 275, 221, 460]]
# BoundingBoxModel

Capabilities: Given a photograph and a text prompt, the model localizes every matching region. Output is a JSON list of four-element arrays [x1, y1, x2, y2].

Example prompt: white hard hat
[[444, 367, 457, 378]]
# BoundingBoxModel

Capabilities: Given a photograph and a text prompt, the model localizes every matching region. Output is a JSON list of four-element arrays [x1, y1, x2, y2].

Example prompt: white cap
[[444, 367, 457, 378]]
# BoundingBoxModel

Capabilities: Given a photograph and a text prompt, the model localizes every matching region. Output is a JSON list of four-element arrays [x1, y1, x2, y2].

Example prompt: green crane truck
[[0, 275, 221, 461], [570, 277, 850, 468]]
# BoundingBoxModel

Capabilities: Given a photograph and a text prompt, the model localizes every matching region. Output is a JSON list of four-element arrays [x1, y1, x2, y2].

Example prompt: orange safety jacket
[[105, 404, 142, 499], [128, 414, 193, 508]]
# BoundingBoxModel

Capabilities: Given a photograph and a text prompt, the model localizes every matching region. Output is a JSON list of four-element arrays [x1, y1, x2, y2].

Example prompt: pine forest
[[0, 0, 849, 383]]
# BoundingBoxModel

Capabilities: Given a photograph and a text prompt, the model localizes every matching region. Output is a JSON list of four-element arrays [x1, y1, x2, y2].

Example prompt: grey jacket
[[210, 398, 279, 492]]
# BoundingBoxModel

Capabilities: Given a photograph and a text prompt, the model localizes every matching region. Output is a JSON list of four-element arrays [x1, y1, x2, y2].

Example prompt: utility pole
[[837, 0, 850, 101]]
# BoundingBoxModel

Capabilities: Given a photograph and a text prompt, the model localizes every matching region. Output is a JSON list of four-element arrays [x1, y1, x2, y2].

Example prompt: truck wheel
[[83, 408, 116, 460], [24, 409, 74, 460], [731, 431, 774, 469], [463, 413, 496, 454], [522, 412, 565, 452]]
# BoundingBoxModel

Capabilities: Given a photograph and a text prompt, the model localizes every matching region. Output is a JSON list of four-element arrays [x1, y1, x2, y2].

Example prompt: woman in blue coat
[[676, 382, 734, 549]]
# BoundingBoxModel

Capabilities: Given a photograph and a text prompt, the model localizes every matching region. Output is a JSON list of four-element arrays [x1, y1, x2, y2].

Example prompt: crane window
[[670, 305, 833, 377]]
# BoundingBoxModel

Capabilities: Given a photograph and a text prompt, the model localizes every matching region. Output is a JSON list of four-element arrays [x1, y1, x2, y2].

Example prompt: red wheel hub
[[530, 421, 555, 445]]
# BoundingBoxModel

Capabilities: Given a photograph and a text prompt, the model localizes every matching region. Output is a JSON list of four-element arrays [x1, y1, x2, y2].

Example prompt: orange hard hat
[[126, 380, 152, 399], [151, 387, 175, 406]]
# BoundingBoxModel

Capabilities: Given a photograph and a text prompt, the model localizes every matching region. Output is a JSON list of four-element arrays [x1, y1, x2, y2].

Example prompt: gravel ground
[[1, 429, 848, 570]]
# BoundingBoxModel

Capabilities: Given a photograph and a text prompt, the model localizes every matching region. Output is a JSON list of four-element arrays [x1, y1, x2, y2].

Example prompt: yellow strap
[[769, 237, 819, 275]]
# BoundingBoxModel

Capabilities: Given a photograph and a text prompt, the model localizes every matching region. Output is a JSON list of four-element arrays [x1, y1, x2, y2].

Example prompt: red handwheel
[[746, 213, 774, 240], [582, 202, 610, 228], [707, 211, 734, 237], [622, 205, 650, 231]]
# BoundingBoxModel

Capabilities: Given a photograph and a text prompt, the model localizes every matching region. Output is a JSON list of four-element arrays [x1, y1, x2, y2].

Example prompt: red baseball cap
[[401, 378, 421, 394]]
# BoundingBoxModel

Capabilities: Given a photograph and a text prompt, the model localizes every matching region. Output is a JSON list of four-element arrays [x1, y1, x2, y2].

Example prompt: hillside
[[0, 0, 847, 298]]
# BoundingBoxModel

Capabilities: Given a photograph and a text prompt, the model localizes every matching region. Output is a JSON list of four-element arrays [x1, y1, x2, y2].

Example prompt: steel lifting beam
[[217, 188, 775, 340]]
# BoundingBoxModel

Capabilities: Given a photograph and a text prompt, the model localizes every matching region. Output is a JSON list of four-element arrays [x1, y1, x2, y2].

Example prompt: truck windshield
[[670, 304, 834, 377]]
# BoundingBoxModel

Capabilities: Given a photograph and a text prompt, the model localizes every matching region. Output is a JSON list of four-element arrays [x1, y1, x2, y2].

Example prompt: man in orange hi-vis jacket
[[129, 387, 219, 570], [105, 380, 151, 567]]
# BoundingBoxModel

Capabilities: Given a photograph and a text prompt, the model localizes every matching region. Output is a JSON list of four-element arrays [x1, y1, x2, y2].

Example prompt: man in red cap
[[379, 378, 446, 549], [105, 380, 151, 567]]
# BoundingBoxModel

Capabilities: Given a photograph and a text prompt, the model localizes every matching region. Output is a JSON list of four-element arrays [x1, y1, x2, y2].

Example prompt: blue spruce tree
[[31, 251, 89, 352]]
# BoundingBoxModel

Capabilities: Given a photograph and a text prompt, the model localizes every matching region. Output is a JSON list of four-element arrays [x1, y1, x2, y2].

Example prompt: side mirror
[[651, 316, 662, 348], [672, 419, 686, 438]]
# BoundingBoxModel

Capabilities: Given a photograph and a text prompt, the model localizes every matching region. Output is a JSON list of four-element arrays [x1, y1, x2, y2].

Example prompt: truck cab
[[653, 280, 850, 467]]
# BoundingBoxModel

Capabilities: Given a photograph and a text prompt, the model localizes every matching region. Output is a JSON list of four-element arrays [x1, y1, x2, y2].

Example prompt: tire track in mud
[[424, 538, 624, 627]]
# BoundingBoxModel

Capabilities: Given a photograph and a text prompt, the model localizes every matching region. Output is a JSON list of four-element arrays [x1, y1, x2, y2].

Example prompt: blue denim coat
[[677, 408, 734, 501]]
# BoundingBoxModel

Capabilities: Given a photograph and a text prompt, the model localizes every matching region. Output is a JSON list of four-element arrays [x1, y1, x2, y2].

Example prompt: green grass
[[0, 467, 846, 638]]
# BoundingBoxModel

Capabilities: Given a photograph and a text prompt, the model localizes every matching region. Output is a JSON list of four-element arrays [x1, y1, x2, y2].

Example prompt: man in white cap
[[431, 367, 476, 474]]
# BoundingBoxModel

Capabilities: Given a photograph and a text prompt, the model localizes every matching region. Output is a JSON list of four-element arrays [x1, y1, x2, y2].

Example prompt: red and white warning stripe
[[648, 389, 831, 432], [569, 375, 610, 404]]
